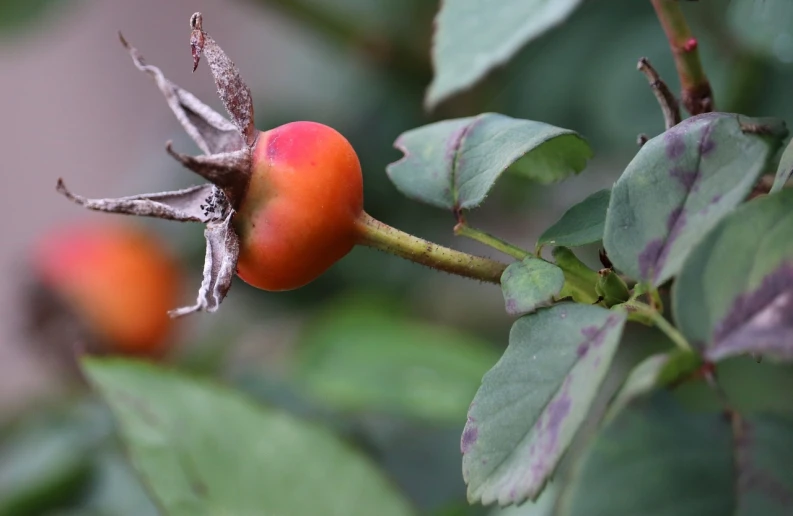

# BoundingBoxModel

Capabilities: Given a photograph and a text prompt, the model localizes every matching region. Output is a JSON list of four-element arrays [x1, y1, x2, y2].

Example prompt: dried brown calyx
[[57, 13, 255, 317]]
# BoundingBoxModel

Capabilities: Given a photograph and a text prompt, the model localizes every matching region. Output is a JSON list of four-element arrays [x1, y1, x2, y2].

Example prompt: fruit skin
[[234, 121, 364, 291], [32, 223, 180, 356]]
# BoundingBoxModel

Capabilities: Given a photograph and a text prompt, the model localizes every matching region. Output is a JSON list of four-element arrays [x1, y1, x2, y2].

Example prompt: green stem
[[622, 301, 691, 352], [453, 223, 531, 261], [650, 0, 714, 115], [355, 212, 508, 284]]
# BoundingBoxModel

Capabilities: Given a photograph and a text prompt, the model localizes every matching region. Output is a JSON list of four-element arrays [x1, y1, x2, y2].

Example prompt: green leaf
[[537, 189, 610, 249], [737, 413, 793, 514], [558, 392, 793, 515], [426, 0, 585, 108], [557, 392, 733, 516], [673, 189, 793, 362], [771, 137, 793, 193], [83, 359, 415, 516], [295, 298, 500, 422], [603, 113, 787, 286], [386, 113, 592, 211], [462, 304, 626, 506], [606, 350, 701, 420], [727, 0, 793, 64], [0, 0, 62, 33], [0, 410, 98, 516], [77, 450, 159, 516], [551, 247, 599, 304], [500, 258, 565, 316]]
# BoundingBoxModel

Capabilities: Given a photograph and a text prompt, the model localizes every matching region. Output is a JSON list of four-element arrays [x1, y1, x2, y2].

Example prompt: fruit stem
[[355, 212, 508, 284], [453, 223, 531, 261]]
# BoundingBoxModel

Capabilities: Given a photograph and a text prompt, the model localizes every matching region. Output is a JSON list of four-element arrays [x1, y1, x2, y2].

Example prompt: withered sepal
[[57, 14, 258, 316]]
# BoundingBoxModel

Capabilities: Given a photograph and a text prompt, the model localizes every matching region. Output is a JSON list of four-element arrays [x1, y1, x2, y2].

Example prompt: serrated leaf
[[673, 189, 793, 362], [462, 304, 626, 506], [83, 359, 415, 516], [603, 113, 787, 286], [488, 483, 557, 516], [386, 113, 591, 211], [771, 137, 793, 193], [558, 392, 793, 515], [500, 258, 565, 316], [537, 189, 610, 249], [294, 298, 500, 423], [426, 0, 585, 108]]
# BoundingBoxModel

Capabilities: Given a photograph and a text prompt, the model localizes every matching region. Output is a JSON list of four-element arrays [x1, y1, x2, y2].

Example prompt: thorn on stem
[[637, 57, 681, 131], [683, 38, 698, 52]]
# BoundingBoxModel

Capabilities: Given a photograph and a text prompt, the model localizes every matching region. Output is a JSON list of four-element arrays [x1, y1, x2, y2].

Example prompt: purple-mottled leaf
[[462, 304, 626, 506], [674, 189, 793, 362], [500, 258, 565, 317], [603, 113, 787, 286], [557, 392, 793, 516], [386, 114, 591, 212]]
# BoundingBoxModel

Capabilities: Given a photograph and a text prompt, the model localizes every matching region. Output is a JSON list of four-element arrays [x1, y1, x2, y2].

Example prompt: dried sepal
[[165, 142, 250, 206], [189, 12, 205, 72], [120, 32, 244, 155], [190, 12, 257, 147], [169, 211, 239, 318], [57, 179, 219, 223], [57, 15, 254, 317]]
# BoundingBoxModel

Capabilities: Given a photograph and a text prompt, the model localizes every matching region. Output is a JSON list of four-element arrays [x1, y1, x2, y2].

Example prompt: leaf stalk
[[453, 223, 531, 261]]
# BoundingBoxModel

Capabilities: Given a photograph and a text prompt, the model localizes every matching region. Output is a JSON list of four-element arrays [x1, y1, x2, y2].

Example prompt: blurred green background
[[2, 0, 793, 514]]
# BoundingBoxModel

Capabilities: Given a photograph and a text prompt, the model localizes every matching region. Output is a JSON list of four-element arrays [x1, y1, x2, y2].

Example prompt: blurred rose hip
[[28, 222, 181, 358]]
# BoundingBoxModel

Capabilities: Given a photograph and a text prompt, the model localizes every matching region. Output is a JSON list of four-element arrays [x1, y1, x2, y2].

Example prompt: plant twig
[[620, 301, 691, 352], [453, 223, 531, 261], [650, 0, 714, 115], [637, 57, 682, 130], [355, 212, 508, 283]]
